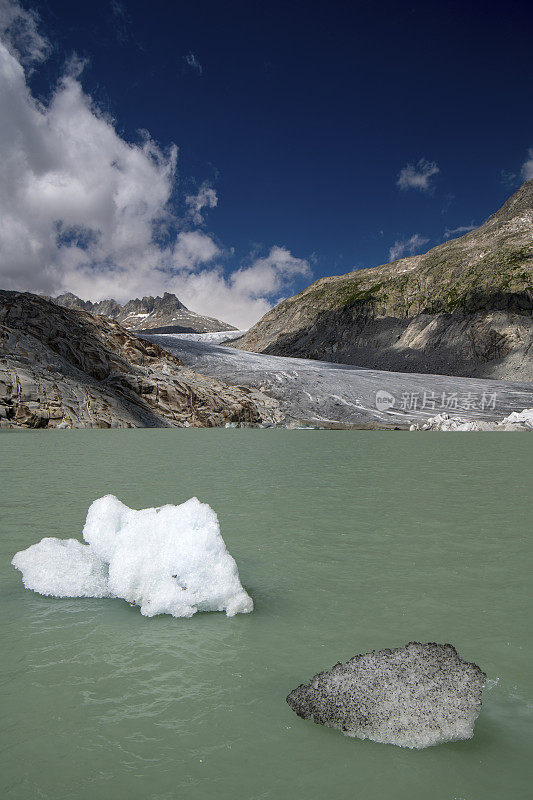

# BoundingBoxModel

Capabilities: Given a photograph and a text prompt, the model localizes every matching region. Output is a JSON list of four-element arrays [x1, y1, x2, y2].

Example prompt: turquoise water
[[1, 430, 532, 800]]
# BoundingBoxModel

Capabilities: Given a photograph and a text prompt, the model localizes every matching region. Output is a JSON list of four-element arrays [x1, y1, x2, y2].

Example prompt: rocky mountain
[[234, 180, 533, 381], [0, 291, 280, 429], [53, 291, 236, 334]]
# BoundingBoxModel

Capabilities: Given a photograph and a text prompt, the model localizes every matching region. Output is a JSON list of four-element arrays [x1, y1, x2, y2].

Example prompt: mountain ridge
[[53, 291, 236, 334], [233, 180, 533, 380]]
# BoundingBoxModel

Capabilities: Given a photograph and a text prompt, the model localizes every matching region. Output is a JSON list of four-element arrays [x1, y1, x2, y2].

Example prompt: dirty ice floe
[[287, 642, 486, 749], [11, 495, 253, 618]]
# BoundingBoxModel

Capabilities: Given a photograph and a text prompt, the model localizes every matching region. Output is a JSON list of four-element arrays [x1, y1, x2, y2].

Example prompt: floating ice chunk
[[409, 413, 491, 431], [286, 642, 486, 749], [11, 538, 109, 598], [500, 408, 533, 427], [84, 495, 253, 617], [410, 409, 533, 431], [12, 495, 253, 618]]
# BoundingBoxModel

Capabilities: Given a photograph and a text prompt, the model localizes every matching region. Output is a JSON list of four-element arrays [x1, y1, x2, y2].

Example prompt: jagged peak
[[52, 290, 234, 332]]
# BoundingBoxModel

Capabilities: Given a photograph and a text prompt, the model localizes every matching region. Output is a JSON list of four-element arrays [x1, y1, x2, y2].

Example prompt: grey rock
[[286, 642, 486, 749], [0, 291, 281, 429]]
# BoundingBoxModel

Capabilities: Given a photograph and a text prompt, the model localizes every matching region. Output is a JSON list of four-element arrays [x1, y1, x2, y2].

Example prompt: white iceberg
[[11, 538, 109, 598], [11, 495, 253, 618], [500, 408, 533, 427], [409, 408, 533, 431]]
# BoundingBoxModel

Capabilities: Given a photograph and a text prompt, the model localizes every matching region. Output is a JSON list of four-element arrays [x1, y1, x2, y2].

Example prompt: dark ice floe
[[286, 642, 486, 749]]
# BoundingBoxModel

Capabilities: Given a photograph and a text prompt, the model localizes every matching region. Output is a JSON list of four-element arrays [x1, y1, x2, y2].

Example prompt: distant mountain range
[[53, 291, 236, 334], [234, 180, 533, 381]]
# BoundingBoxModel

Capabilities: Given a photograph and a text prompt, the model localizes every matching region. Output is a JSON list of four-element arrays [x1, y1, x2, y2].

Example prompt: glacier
[[144, 333, 533, 428], [11, 495, 253, 618], [286, 642, 486, 749]]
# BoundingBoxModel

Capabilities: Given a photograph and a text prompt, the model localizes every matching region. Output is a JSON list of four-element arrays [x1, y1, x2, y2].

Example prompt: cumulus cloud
[[0, 0, 49, 64], [443, 224, 476, 240], [389, 234, 429, 261], [0, 39, 179, 293], [230, 246, 311, 299], [521, 148, 533, 181], [185, 182, 218, 225], [0, 2, 310, 328], [173, 247, 311, 328], [184, 51, 202, 75], [397, 158, 440, 192]]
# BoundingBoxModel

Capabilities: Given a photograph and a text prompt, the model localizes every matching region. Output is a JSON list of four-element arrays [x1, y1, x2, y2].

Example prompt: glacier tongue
[[11, 495, 253, 618]]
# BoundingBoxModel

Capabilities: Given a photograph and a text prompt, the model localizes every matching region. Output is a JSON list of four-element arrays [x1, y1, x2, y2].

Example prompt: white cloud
[[184, 51, 202, 76], [0, 3, 310, 329], [171, 247, 311, 328], [0, 39, 179, 292], [0, 0, 49, 64], [521, 148, 533, 181], [389, 234, 429, 261], [443, 224, 476, 240], [185, 182, 218, 224], [397, 158, 440, 192], [230, 246, 311, 299]]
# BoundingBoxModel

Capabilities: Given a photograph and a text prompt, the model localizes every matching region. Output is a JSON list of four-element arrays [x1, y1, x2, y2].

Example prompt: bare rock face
[[286, 642, 486, 749], [0, 291, 281, 429]]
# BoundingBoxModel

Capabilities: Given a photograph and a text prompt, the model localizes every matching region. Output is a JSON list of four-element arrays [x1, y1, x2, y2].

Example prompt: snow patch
[[12, 495, 253, 618]]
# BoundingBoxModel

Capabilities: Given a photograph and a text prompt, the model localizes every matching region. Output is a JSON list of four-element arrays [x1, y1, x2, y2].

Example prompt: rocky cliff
[[234, 181, 533, 380], [53, 291, 236, 334], [0, 292, 280, 429]]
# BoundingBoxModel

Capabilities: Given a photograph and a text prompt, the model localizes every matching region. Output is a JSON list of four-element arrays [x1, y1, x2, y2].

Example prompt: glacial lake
[[1, 429, 532, 800]]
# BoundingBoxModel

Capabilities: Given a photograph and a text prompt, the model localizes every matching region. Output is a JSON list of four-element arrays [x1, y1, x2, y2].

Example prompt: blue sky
[[0, 0, 532, 326]]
